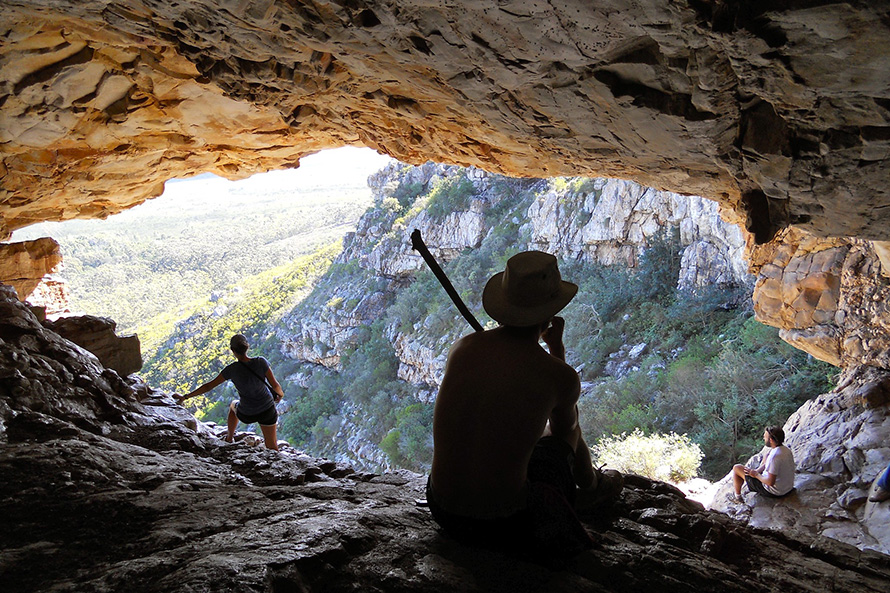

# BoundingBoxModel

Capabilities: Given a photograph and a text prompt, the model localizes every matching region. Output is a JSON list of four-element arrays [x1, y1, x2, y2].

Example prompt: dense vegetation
[[17, 160, 837, 480], [13, 165, 380, 344], [566, 228, 835, 477], [273, 169, 835, 478]]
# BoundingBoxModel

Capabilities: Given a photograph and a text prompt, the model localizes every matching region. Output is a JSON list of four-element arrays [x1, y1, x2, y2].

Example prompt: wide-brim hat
[[482, 251, 578, 327]]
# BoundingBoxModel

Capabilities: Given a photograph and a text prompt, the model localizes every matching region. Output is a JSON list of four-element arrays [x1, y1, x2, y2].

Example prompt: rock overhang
[[1, 1, 889, 243]]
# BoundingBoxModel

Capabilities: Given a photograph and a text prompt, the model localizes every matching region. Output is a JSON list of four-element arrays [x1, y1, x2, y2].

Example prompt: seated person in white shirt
[[731, 425, 795, 502]]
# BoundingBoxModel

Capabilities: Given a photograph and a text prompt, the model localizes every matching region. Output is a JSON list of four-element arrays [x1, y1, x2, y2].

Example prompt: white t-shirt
[[763, 445, 795, 496]]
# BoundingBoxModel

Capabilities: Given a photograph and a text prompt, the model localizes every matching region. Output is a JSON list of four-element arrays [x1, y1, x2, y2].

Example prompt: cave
[[1, 2, 890, 591]]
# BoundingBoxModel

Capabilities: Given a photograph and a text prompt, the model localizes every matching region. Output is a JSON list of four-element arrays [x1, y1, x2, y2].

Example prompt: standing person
[[428, 251, 622, 555], [730, 425, 795, 502], [176, 334, 284, 451]]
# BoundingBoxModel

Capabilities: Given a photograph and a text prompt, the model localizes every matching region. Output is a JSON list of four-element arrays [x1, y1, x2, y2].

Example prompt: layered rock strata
[[1, 1, 889, 247], [2, 284, 889, 592], [0, 238, 67, 313], [750, 229, 890, 369]]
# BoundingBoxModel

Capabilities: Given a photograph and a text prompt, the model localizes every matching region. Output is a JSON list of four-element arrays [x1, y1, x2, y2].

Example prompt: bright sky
[[12, 146, 395, 238], [162, 145, 395, 198]]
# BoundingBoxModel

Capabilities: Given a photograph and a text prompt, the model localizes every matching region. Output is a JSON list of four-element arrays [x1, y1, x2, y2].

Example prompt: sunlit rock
[[0, 238, 66, 311], [527, 177, 751, 289], [43, 314, 143, 376], [750, 229, 890, 369], [1, 2, 889, 246]]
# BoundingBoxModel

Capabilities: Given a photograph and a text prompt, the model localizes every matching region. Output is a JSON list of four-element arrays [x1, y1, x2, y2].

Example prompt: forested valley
[[15, 157, 837, 482]]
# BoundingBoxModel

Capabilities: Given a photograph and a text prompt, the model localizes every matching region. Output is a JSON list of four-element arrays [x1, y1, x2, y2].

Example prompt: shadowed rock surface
[[43, 314, 143, 377], [2, 284, 890, 592]]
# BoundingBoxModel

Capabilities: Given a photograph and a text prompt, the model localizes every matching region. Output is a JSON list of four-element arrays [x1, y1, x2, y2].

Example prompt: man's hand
[[541, 316, 566, 360]]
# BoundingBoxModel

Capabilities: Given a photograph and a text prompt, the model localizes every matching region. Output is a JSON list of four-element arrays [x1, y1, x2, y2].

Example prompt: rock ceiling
[[1, 1, 889, 244]]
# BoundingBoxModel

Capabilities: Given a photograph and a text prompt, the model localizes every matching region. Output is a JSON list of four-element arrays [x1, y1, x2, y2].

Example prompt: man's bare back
[[429, 320, 587, 517]]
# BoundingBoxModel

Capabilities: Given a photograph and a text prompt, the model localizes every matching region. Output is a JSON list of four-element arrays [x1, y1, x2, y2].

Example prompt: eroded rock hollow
[[1, 1, 889, 245]]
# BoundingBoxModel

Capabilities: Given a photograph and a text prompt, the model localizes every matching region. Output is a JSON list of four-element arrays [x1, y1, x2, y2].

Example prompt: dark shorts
[[426, 436, 592, 555], [234, 402, 277, 426], [527, 436, 577, 505], [745, 475, 791, 498]]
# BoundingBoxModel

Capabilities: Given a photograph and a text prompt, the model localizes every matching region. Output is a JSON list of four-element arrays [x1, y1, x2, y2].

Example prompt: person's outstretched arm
[[175, 373, 225, 404]]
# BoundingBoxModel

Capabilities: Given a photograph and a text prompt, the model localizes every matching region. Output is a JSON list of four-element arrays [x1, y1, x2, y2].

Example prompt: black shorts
[[234, 403, 277, 426], [745, 475, 786, 498]]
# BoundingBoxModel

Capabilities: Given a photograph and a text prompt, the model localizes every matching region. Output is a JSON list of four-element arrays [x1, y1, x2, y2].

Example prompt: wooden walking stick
[[410, 229, 484, 332]]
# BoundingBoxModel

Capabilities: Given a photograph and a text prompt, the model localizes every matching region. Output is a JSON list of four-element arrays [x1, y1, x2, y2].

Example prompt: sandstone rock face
[[710, 366, 890, 555], [1, 1, 889, 247], [0, 238, 67, 311], [43, 314, 143, 376], [3, 285, 889, 592], [750, 229, 890, 369]]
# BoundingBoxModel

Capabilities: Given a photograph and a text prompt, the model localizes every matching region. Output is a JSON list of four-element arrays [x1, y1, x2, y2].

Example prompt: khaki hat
[[482, 251, 577, 327]]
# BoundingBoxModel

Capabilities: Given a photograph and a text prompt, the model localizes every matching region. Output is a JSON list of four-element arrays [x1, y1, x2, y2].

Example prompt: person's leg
[[732, 464, 746, 496], [572, 432, 596, 490], [879, 463, 890, 490], [259, 423, 279, 451], [226, 401, 238, 443]]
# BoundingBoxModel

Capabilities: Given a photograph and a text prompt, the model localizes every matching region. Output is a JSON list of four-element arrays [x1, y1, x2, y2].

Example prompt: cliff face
[[282, 163, 751, 387], [2, 283, 889, 592], [0, 238, 67, 314]]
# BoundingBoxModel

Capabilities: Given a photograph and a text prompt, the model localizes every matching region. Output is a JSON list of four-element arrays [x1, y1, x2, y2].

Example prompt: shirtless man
[[428, 251, 622, 551]]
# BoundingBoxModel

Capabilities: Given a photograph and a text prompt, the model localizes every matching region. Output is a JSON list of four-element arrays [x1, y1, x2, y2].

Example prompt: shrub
[[425, 173, 476, 219], [593, 429, 703, 483]]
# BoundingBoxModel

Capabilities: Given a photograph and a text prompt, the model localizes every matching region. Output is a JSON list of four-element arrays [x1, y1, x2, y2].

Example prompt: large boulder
[[0, 238, 68, 314], [43, 314, 143, 377]]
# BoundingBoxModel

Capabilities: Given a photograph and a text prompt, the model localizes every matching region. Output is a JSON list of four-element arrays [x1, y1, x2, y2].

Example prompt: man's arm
[[746, 452, 776, 486], [541, 316, 567, 361], [541, 315, 597, 489], [541, 316, 578, 437], [746, 467, 777, 487], [175, 373, 226, 404]]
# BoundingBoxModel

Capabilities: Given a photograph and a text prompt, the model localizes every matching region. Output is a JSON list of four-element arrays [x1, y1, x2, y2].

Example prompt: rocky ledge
[[3, 284, 890, 592]]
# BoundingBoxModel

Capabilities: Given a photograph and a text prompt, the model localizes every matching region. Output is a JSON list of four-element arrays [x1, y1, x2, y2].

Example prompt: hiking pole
[[410, 229, 484, 332]]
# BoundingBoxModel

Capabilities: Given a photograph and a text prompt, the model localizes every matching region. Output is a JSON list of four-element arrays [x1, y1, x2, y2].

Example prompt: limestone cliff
[[281, 163, 751, 388], [2, 283, 889, 592]]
